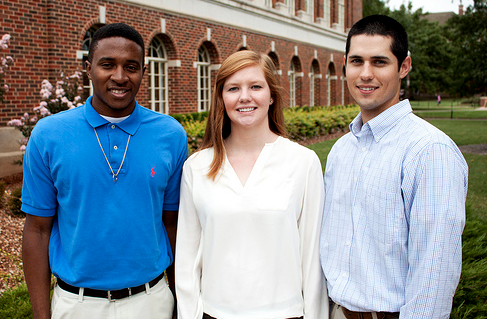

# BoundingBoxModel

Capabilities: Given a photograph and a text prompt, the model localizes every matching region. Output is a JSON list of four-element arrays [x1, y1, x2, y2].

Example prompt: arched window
[[338, 0, 345, 31], [268, 52, 280, 71], [327, 62, 336, 106], [289, 62, 296, 107], [148, 37, 168, 114], [341, 66, 347, 105], [309, 59, 320, 107], [306, 0, 314, 19], [197, 45, 211, 112], [286, 0, 295, 15], [323, 0, 331, 27], [81, 25, 102, 101], [309, 64, 315, 107]]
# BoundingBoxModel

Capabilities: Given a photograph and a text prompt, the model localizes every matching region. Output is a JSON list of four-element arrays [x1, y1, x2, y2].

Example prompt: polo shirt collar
[[84, 96, 142, 135], [350, 99, 412, 142]]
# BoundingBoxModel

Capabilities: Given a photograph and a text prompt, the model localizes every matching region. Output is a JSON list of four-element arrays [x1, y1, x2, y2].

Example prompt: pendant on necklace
[[94, 127, 131, 183]]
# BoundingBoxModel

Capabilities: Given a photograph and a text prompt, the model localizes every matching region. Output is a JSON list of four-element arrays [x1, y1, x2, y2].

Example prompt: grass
[[428, 120, 487, 146], [451, 153, 487, 319], [308, 119, 487, 318], [0, 284, 33, 319], [414, 110, 487, 120], [410, 98, 479, 109]]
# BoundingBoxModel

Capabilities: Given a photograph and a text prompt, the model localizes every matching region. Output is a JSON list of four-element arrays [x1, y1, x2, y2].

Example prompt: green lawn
[[410, 98, 479, 109], [308, 119, 487, 319], [414, 110, 487, 120]]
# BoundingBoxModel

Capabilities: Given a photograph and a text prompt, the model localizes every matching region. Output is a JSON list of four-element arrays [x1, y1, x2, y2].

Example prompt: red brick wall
[[0, 0, 360, 126]]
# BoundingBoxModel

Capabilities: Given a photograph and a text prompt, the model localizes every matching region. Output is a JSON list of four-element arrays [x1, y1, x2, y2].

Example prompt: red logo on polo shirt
[[151, 167, 156, 177]]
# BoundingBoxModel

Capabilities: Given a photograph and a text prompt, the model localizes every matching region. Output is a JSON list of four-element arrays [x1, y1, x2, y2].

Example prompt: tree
[[0, 34, 14, 103], [445, 0, 487, 96], [390, 4, 454, 97], [363, 0, 391, 17], [363, 1, 455, 98]]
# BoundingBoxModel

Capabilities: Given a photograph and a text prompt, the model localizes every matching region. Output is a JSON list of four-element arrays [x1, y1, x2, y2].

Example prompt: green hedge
[[283, 105, 358, 141], [173, 105, 359, 154]]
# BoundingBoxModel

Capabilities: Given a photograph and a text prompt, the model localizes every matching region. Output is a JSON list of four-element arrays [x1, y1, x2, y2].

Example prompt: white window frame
[[324, 0, 331, 28], [327, 68, 331, 106], [338, 0, 345, 32], [79, 27, 100, 100], [286, 0, 295, 15], [289, 62, 296, 107], [341, 73, 346, 105], [197, 46, 211, 112], [306, 0, 314, 17], [79, 50, 93, 99], [309, 65, 315, 107], [147, 38, 169, 114]]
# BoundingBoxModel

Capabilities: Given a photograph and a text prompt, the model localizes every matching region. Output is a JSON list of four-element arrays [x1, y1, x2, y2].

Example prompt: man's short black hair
[[345, 15, 408, 70], [88, 23, 145, 63]]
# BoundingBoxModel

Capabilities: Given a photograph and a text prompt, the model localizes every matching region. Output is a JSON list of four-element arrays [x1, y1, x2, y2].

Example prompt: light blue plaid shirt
[[320, 100, 468, 318]]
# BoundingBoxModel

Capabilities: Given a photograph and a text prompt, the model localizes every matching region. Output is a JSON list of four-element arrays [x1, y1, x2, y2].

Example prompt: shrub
[[0, 34, 14, 103], [171, 111, 209, 124], [284, 105, 359, 141], [7, 187, 23, 217], [174, 104, 360, 152], [182, 119, 207, 155], [7, 71, 84, 161], [0, 284, 33, 319], [0, 180, 5, 209]]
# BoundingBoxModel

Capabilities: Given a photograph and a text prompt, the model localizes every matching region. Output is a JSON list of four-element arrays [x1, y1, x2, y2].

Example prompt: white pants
[[51, 279, 174, 319]]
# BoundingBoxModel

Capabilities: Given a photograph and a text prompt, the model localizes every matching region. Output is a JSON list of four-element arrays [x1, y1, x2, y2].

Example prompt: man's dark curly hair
[[88, 23, 145, 63]]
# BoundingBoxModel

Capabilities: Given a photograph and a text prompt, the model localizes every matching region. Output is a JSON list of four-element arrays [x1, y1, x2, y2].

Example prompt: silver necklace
[[94, 128, 131, 182]]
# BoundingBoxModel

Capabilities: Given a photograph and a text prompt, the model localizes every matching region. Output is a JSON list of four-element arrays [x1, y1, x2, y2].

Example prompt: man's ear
[[343, 54, 347, 66], [399, 56, 411, 80], [142, 64, 147, 76], [85, 60, 92, 80]]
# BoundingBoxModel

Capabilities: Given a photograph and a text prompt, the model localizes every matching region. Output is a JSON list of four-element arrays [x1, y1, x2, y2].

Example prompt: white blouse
[[175, 137, 328, 319]]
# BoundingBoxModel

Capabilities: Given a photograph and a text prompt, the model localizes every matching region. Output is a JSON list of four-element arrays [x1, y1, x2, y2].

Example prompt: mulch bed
[[0, 172, 24, 295], [459, 144, 487, 156]]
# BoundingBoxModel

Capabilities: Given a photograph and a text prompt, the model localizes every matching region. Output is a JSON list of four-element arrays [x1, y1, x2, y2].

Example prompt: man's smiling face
[[345, 34, 411, 123], [86, 36, 146, 117]]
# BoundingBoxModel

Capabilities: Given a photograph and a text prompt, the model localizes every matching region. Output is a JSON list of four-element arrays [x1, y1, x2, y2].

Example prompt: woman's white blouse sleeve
[[176, 160, 204, 319], [300, 153, 328, 319]]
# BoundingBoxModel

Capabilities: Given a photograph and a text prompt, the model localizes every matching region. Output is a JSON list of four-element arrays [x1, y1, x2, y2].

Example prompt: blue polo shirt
[[22, 97, 188, 290]]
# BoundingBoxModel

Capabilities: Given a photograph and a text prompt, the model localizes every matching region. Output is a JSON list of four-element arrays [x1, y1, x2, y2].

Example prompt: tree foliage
[[363, 0, 486, 98], [363, 0, 391, 17], [445, 0, 487, 96], [390, 4, 453, 97]]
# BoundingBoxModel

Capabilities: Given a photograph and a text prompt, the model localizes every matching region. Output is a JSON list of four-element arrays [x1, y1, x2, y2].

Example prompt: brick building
[[0, 0, 361, 126]]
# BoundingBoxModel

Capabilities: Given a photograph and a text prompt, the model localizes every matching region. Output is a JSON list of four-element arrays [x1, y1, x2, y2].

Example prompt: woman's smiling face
[[222, 64, 272, 131]]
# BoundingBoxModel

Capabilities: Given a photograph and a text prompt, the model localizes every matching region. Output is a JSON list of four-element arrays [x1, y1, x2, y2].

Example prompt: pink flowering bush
[[36, 71, 84, 115], [0, 34, 14, 102], [8, 71, 85, 158]]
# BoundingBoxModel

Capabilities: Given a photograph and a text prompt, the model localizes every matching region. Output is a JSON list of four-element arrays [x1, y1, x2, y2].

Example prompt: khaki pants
[[51, 279, 174, 319], [330, 303, 348, 319]]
